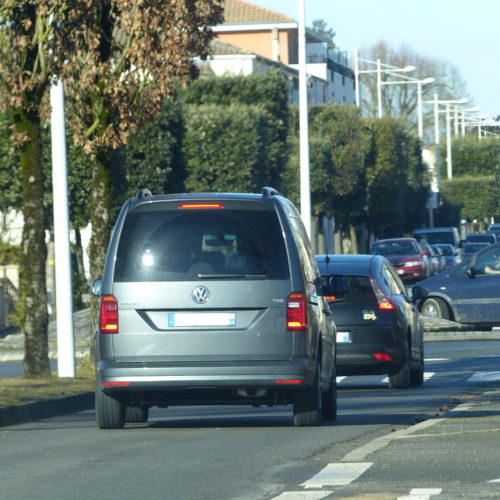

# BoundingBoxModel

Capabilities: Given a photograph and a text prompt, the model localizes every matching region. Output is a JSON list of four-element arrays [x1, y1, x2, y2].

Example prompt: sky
[[252, 0, 499, 118]]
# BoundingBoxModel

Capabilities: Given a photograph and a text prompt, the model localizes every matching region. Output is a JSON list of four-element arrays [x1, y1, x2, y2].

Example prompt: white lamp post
[[423, 96, 468, 180], [354, 49, 415, 116], [379, 75, 434, 139], [297, 0, 311, 236]]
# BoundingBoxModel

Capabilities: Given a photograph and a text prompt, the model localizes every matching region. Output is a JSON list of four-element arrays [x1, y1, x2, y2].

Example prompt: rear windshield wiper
[[197, 273, 269, 279]]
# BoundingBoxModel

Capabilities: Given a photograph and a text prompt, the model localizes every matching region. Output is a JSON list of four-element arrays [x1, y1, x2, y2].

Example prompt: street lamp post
[[423, 96, 468, 180], [354, 49, 415, 116], [379, 75, 434, 139]]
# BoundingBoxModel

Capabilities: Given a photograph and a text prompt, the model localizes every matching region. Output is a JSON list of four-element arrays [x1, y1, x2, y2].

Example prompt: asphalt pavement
[[1, 309, 500, 428]]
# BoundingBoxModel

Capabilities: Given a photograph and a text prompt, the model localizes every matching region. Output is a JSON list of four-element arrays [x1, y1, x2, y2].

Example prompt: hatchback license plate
[[168, 312, 236, 327], [336, 331, 351, 343]]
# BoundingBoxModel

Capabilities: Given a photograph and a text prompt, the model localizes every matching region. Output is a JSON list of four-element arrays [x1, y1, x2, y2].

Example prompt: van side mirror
[[91, 279, 102, 296]]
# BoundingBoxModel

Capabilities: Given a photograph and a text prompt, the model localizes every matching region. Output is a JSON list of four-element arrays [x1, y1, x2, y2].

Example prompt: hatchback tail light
[[287, 292, 307, 331], [369, 278, 395, 311], [100, 295, 119, 334]]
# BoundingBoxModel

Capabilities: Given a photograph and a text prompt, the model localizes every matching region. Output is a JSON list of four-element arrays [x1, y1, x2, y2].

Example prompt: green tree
[[0, 3, 67, 376], [183, 72, 289, 190], [364, 117, 428, 237]]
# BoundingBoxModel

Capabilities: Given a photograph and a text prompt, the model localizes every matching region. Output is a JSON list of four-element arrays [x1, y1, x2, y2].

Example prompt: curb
[[0, 392, 94, 427]]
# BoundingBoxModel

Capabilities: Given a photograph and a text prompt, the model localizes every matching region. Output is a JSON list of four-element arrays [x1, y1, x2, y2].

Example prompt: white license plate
[[336, 331, 351, 343], [168, 312, 236, 327]]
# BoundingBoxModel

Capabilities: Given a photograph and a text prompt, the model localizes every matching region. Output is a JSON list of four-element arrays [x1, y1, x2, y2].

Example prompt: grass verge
[[0, 355, 95, 407]]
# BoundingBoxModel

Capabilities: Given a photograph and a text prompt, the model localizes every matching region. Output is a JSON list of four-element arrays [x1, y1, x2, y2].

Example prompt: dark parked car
[[465, 232, 496, 244], [429, 244, 447, 274], [487, 223, 500, 240], [92, 187, 337, 428], [370, 238, 429, 282], [463, 242, 490, 259], [413, 242, 500, 329], [316, 254, 425, 389], [432, 244, 461, 268]]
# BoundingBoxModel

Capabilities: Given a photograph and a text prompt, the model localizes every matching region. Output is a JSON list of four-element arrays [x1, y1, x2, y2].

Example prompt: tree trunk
[[16, 110, 50, 378], [349, 224, 359, 254], [89, 148, 113, 347]]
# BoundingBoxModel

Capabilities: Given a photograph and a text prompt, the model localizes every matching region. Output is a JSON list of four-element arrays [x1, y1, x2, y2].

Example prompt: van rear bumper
[[97, 358, 315, 390], [96, 359, 317, 407]]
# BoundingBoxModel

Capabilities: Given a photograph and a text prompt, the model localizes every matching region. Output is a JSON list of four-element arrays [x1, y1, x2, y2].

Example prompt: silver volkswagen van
[[93, 188, 337, 428]]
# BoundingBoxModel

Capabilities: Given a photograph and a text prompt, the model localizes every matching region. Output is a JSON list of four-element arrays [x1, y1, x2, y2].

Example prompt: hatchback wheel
[[421, 297, 450, 320], [410, 358, 425, 386], [126, 406, 149, 423], [293, 364, 322, 427], [96, 387, 126, 429], [388, 345, 410, 389]]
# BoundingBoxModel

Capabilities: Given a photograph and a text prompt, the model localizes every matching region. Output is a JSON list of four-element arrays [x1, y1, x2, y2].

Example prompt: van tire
[[126, 406, 149, 423], [293, 365, 322, 427], [96, 388, 126, 429], [321, 372, 337, 421]]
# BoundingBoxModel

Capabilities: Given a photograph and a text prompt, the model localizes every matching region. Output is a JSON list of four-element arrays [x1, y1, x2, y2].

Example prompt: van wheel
[[293, 364, 322, 427], [421, 297, 450, 320], [96, 387, 126, 429], [126, 406, 149, 423], [321, 372, 337, 421], [388, 345, 410, 389]]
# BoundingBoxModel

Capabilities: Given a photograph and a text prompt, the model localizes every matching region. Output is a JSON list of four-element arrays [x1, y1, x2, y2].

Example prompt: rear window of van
[[114, 208, 290, 281]]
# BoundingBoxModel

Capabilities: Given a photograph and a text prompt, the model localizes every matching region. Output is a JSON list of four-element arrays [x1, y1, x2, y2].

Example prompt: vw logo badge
[[192, 286, 210, 304]]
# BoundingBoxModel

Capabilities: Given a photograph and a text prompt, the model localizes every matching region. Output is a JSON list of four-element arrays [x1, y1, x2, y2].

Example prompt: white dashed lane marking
[[467, 371, 500, 382], [301, 462, 372, 489], [397, 487, 443, 499]]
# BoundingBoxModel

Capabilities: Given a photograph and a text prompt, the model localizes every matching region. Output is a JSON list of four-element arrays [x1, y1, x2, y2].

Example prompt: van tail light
[[287, 292, 307, 331], [369, 278, 396, 311], [100, 295, 119, 334]]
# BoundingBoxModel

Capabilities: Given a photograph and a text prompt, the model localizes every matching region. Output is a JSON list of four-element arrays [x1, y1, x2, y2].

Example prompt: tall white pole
[[376, 59, 383, 118], [297, 0, 311, 236], [445, 102, 453, 180], [417, 82, 424, 139], [50, 78, 75, 378], [433, 93, 441, 189], [354, 47, 360, 108]]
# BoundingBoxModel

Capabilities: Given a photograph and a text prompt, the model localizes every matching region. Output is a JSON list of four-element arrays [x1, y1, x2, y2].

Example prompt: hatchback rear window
[[114, 207, 290, 281], [328, 275, 374, 303]]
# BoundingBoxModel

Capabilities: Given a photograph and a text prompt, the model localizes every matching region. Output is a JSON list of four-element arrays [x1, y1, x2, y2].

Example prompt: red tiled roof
[[223, 0, 294, 24]]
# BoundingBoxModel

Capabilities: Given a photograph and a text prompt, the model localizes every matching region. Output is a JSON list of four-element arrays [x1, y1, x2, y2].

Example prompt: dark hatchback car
[[414, 242, 500, 329], [316, 254, 425, 389], [370, 238, 429, 282]]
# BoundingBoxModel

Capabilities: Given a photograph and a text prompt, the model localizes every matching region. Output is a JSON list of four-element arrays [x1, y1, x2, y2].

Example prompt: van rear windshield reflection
[[114, 209, 289, 281]]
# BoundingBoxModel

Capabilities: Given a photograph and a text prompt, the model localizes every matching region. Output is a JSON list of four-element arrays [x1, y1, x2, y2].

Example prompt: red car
[[370, 238, 429, 282]]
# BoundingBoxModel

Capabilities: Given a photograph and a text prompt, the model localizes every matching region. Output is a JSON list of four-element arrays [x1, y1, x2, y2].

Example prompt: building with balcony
[[208, 0, 355, 105]]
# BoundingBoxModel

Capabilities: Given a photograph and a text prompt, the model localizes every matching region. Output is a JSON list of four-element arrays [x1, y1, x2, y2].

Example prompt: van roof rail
[[262, 187, 279, 198], [135, 189, 152, 199]]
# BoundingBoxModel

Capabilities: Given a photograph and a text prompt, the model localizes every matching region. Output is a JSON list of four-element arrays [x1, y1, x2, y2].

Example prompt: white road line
[[271, 492, 330, 499], [300, 462, 372, 489], [467, 371, 500, 382], [381, 372, 435, 383], [425, 358, 449, 362], [336, 376, 346, 383], [488, 478, 500, 483], [397, 487, 443, 499]]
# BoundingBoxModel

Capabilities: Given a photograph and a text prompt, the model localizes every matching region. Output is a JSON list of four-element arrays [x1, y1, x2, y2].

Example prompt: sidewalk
[[0, 308, 92, 362]]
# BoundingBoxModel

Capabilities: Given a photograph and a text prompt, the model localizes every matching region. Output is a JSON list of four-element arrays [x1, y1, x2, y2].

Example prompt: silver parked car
[[92, 188, 338, 429]]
